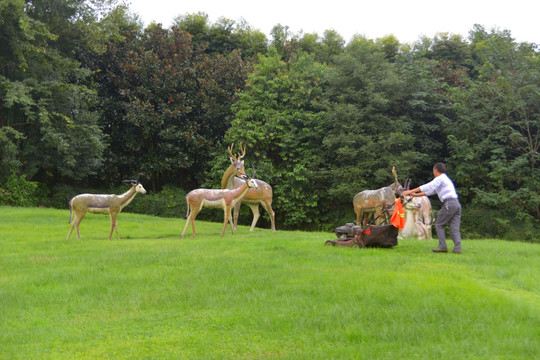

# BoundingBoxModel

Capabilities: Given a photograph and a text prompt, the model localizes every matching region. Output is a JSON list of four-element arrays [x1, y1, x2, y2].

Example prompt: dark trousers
[[435, 198, 462, 251]]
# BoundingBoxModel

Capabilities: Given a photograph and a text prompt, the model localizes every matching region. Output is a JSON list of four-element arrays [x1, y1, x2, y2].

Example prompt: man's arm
[[402, 187, 426, 197]]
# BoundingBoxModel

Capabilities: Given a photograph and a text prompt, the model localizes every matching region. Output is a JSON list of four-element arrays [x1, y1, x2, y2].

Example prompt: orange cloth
[[391, 197, 405, 229]]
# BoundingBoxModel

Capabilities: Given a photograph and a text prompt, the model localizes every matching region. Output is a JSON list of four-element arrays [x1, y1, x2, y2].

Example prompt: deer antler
[[397, 176, 410, 195], [238, 143, 246, 160], [228, 143, 247, 161], [122, 173, 145, 185], [392, 166, 398, 183], [228, 143, 236, 159]]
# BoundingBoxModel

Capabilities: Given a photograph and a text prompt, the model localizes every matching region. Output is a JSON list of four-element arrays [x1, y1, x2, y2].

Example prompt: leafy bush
[[128, 186, 187, 218], [0, 174, 46, 207], [44, 184, 86, 209], [461, 204, 539, 243]]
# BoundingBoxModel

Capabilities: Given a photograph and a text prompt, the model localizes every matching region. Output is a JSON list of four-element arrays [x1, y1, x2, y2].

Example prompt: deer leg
[[114, 213, 120, 240], [412, 212, 423, 239], [75, 213, 86, 240], [267, 203, 276, 232], [228, 208, 235, 233], [374, 207, 383, 225], [413, 210, 426, 240], [418, 212, 433, 240], [108, 211, 118, 241], [222, 205, 231, 236], [190, 207, 201, 238], [66, 224, 75, 240], [73, 210, 87, 240], [355, 210, 362, 226], [181, 213, 190, 238], [248, 204, 260, 231], [66, 214, 78, 240], [260, 200, 276, 232], [232, 202, 241, 231], [414, 221, 426, 239], [182, 206, 198, 238]]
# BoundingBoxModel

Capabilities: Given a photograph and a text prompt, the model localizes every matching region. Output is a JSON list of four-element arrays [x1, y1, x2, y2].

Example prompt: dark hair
[[433, 163, 446, 173]]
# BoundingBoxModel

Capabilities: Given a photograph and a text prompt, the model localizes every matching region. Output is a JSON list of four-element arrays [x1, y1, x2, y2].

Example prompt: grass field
[[1, 206, 539, 359]]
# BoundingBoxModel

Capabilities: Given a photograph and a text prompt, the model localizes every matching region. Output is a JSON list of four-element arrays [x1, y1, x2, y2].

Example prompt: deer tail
[[68, 199, 73, 224]]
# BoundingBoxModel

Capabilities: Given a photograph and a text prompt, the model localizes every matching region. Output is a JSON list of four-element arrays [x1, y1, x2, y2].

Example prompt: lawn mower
[[325, 189, 413, 248]]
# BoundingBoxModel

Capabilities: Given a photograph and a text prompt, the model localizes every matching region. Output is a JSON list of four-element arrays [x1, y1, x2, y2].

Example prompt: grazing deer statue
[[353, 167, 401, 227], [400, 179, 433, 239], [182, 166, 259, 237], [66, 174, 146, 241], [221, 143, 276, 232]]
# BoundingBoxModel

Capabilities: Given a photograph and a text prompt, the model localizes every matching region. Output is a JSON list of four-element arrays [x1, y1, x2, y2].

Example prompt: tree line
[[0, 0, 538, 240]]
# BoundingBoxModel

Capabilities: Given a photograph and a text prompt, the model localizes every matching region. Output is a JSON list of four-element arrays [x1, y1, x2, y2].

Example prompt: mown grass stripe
[[0, 206, 539, 359]]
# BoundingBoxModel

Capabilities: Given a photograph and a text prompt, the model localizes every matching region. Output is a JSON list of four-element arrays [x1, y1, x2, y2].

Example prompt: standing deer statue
[[400, 179, 434, 239], [66, 174, 146, 241], [353, 167, 401, 226], [182, 166, 259, 237], [221, 143, 276, 232]]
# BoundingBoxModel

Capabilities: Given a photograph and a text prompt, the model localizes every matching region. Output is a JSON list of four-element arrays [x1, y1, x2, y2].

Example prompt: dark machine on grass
[[325, 179, 412, 248], [325, 222, 399, 248]]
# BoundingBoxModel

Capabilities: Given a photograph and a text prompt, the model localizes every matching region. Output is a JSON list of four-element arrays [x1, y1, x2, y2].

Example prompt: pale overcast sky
[[126, 0, 538, 44]]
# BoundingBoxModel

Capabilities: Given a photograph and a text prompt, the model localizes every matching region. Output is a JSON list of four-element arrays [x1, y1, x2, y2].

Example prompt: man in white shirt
[[402, 163, 462, 254]]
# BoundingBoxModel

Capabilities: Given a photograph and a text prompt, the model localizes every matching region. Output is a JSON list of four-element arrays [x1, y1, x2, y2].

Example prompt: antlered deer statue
[[400, 179, 433, 239], [66, 174, 146, 240], [353, 167, 401, 226], [221, 143, 276, 232]]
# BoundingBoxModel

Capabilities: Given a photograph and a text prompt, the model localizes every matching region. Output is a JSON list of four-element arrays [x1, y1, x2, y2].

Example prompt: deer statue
[[66, 174, 146, 241], [353, 167, 402, 227], [182, 166, 259, 237], [400, 179, 434, 239], [221, 143, 276, 232]]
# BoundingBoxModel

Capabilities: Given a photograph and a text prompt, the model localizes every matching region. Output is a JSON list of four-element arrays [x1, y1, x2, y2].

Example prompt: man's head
[[433, 162, 446, 177]]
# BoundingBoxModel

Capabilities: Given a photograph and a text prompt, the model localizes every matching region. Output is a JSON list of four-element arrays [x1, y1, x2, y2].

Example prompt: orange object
[[391, 198, 405, 229]]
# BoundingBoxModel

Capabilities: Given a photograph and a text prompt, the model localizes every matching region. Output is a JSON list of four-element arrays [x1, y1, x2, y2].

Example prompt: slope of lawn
[[0, 206, 538, 359]]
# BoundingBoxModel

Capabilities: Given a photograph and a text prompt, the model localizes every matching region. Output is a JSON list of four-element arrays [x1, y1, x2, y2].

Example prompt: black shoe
[[432, 248, 448, 253]]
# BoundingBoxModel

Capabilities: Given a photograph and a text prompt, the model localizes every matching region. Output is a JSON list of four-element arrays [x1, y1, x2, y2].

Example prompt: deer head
[[397, 178, 411, 196], [246, 163, 259, 189], [122, 172, 146, 194], [228, 143, 248, 180], [400, 179, 422, 211]]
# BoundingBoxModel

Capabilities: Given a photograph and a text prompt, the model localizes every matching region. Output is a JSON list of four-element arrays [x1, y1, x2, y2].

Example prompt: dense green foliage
[[1, 207, 539, 359], [91, 24, 250, 190], [0, 1, 538, 239], [0, 0, 106, 187]]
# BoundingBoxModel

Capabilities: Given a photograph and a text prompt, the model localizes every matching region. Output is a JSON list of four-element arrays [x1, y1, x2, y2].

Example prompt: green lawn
[[1, 206, 539, 359]]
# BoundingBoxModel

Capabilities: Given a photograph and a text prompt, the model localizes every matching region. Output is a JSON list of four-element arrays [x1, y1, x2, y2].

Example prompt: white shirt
[[420, 173, 458, 203]]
